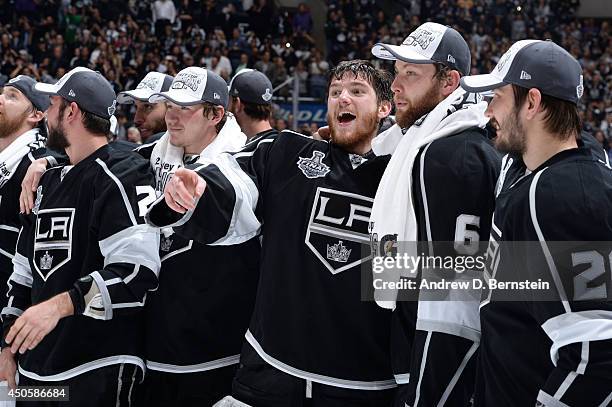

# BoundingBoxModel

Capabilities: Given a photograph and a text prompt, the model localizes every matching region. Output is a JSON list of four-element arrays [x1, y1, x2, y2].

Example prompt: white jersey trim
[[438, 341, 478, 405], [95, 158, 138, 226], [18, 355, 145, 382], [245, 330, 396, 391], [394, 373, 410, 384], [416, 319, 480, 343], [529, 168, 571, 313], [536, 390, 571, 407], [541, 310, 612, 366], [146, 354, 240, 373]]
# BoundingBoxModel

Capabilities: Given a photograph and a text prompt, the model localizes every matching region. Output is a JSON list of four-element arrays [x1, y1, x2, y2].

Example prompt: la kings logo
[[305, 188, 373, 274], [33, 208, 75, 281]]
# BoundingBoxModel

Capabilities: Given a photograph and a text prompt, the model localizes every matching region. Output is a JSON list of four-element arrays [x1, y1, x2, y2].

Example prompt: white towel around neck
[[0, 128, 45, 189], [370, 88, 489, 309], [150, 113, 246, 197]]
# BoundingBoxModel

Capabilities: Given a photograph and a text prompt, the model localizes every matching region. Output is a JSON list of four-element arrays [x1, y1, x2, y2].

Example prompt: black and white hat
[[228, 69, 274, 105], [149, 67, 229, 108], [117, 72, 174, 104], [460, 40, 583, 104], [5, 75, 50, 111], [34, 67, 117, 119], [371, 22, 471, 76]]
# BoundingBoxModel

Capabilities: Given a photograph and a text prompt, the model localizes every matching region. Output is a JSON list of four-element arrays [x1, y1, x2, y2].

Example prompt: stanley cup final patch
[[297, 151, 331, 179]]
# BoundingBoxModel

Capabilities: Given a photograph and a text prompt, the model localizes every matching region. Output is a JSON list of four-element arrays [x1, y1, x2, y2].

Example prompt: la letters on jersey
[[305, 188, 373, 275], [34, 208, 75, 281]]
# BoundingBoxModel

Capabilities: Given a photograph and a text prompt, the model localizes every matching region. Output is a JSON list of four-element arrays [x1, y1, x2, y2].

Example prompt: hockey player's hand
[[5, 293, 73, 355], [20, 157, 48, 214], [313, 126, 330, 141], [164, 168, 206, 214], [0, 348, 17, 390]]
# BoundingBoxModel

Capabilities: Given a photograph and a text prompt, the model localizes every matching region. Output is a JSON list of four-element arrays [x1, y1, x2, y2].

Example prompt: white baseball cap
[[117, 72, 174, 104]]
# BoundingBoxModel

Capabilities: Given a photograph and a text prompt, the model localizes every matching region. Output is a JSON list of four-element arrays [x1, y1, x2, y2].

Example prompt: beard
[[327, 108, 379, 153], [395, 83, 443, 129], [47, 121, 70, 151], [493, 107, 526, 155], [0, 108, 29, 139], [142, 115, 167, 141]]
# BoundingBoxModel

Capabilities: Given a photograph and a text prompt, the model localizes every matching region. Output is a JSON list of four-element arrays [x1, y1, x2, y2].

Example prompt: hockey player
[[370, 22, 501, 406], [461, 40, 612, 405], [0, 76, 51, 330], [227, 69, 276, 142], [0, 67, 160, 405], [117, 71, 174, 143], [133, 67, 260, 406], [146, 60, 396, 406]]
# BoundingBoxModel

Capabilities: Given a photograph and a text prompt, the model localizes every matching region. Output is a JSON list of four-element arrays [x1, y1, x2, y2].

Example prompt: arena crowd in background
[[0, 0, 610, 146]]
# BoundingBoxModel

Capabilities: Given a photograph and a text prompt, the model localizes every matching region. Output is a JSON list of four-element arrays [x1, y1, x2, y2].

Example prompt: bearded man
[[370, 22, 501, 406], [145, 60, 398, 406], [0, 76, 52, 338]]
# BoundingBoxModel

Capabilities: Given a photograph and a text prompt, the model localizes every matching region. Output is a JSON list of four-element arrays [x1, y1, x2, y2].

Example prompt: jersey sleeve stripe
[[541, 310, 612, 366], [413, 330, 432, 406], [529, 168, 571, 313], [577, 341, 589, 374], [438, 341, 478, 405], [536, 390, 571, 407], [95, 158, 138, 226]]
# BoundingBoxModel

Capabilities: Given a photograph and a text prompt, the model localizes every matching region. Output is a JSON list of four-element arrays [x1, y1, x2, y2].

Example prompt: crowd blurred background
[[0, 0, 610, 151]]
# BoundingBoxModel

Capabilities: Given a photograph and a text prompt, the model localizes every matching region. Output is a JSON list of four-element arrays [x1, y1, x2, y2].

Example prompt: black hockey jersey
[[1, 145, 160, 380], [392, 128, 501, 406], [0, 148, 58, 318], [147, 130, 396, 390], [476, 147, 612, 406], [134, 140, 260, 373]]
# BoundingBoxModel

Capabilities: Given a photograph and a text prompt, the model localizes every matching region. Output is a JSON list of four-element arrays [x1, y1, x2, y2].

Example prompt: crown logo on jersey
[[326, 240, 351, 263], [40, 251, 53, 270], [297, 151, 330, 179], [160, 235, 173, 252], [32, 185, 43, 214], [262, 88, 272, 101], [349, 154, 363, 168]]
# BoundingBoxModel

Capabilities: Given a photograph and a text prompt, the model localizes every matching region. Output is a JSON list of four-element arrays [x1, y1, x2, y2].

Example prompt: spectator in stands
[[152, 0, 176, 40], [0, 0, 607, 134]]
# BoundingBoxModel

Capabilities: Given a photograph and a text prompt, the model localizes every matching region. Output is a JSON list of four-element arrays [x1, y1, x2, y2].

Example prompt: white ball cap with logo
[[148, 67, 229, 109], [117, 72, 174, 104], [371, 22, 471, 76]]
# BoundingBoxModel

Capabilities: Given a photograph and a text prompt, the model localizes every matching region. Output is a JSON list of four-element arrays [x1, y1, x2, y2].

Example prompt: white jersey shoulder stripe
[[95, 158, 137, 226]]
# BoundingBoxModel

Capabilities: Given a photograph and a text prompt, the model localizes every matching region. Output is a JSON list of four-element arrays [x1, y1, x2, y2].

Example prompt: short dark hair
[[327, 60, 393, 104], [512, 85, 581, 139], [59, 98, 111, 135], [233, 97, 272, 121], [202, 102, 227, 133]]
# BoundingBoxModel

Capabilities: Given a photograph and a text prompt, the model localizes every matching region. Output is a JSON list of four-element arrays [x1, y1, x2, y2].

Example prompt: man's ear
[[27, 109, 45, 127], [525, 88, 542, 120], [440, 70, 460, 98], [213, 106, 226, 125], [377, 100, 392, 120], [65, 101, 81, 124], [235, 97, 244, 114]]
